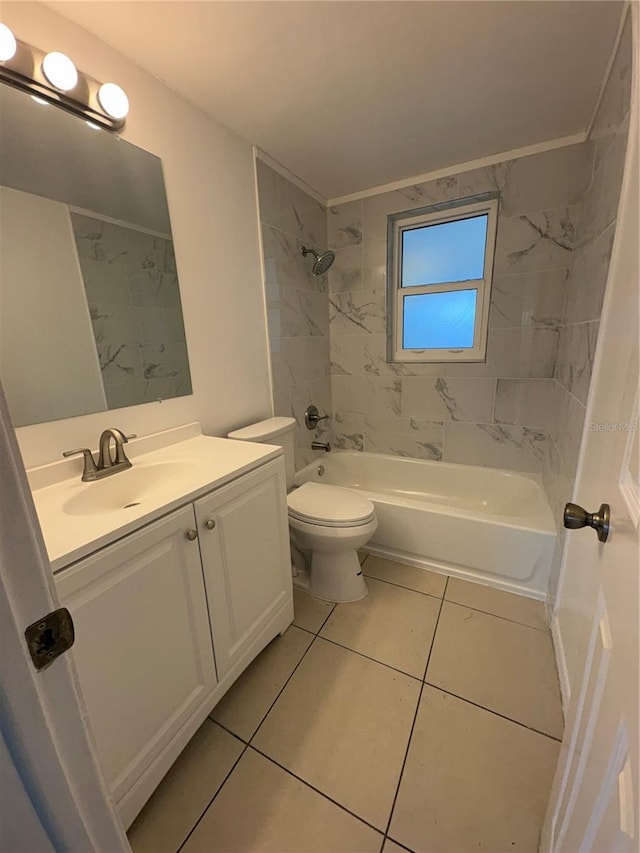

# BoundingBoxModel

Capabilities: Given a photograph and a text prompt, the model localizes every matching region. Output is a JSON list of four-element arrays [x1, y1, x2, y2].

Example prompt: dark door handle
[[563, 502, 610, 543]]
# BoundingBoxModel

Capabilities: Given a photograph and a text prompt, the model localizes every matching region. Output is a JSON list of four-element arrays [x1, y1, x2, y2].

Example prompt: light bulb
[[97, 82, 129, 119], [42, 51, 77, 91], [0, 22, 17, 61]]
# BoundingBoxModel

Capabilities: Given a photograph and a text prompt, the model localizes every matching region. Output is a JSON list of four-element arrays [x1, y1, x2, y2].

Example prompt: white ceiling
[[47, 1, 622, 200]]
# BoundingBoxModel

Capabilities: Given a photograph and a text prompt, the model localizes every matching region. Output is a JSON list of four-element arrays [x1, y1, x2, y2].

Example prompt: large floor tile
[[363, 556, 447, 598], [127, 720, 243, 853], [293, 588, 335, 633], [446, 577, 548, 630], [320, 577, 440, 677], [182, 748, 382, 853], [210, 627, 313, 741], [383, 840, 411, 852], [253, 638, 421, 830], [389, 687, 560, 852], [427, 602, 563, 738]]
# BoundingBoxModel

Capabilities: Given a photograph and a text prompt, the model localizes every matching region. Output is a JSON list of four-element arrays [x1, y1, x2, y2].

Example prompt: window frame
[[386, 193, 499, 363]]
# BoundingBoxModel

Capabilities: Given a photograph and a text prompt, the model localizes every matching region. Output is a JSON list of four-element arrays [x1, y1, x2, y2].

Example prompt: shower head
[[301, 246, 335, 276]]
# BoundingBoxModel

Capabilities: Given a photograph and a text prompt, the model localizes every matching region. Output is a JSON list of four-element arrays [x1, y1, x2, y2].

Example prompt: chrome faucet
[[311, 440, 331, 452], [63, 428, 135, 481]]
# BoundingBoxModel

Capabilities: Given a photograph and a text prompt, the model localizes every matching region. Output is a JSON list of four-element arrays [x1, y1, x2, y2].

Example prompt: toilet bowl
[[227, 417, 378, 602], [288, 482, 377, 601]]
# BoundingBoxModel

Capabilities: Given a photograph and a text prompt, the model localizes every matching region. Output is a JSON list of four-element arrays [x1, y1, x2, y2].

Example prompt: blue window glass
[[401, 214, 488, 287], [403, 289, 477, 349]]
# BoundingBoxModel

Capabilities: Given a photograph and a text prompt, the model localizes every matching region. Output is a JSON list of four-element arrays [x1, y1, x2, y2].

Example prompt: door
[[56, 506, 216, 808], [195, 459, 292, 679], [0, 383, 128, 852], [541, 17, 639, 851]]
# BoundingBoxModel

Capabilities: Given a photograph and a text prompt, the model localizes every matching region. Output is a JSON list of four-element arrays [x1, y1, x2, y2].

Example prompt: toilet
[[228, 417, 377, 602]]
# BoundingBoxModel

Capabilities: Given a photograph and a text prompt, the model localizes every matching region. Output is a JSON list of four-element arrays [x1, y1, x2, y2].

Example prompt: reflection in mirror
[[0, 84, 192, 428]]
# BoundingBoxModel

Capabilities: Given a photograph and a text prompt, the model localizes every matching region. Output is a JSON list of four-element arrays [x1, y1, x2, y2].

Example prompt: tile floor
[[128, 555, 563, 853]]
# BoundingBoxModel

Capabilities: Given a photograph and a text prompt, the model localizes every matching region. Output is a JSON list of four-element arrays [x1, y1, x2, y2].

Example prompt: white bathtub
[[294, 451, 556, 599]]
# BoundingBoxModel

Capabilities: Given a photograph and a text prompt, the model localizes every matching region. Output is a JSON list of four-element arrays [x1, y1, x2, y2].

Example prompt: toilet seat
[[288, 482, 375, 528]]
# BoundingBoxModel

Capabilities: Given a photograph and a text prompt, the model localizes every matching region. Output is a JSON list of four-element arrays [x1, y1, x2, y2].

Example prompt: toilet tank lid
[[227, 416, 296, 442]]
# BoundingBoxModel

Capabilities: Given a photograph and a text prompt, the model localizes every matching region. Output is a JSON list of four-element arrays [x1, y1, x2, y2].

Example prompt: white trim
[[0, 382, 128, 851], [551, 613, 571, 714], [327, 132, 587, 206], [255, 147, 326, 205], [586, 3, 631, 139], [252, 145, 276, 418]]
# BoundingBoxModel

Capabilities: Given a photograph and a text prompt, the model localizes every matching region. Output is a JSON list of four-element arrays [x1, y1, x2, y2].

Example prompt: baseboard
[[551, 613, 571, 715]]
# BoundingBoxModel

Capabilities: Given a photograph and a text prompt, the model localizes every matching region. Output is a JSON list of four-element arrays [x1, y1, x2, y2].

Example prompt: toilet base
[[292, 551, 368, 603]]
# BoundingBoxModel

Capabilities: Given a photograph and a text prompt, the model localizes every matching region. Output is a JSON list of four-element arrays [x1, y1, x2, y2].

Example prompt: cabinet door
[[195, 459, 292, 679], [55, 505, 216, 804]]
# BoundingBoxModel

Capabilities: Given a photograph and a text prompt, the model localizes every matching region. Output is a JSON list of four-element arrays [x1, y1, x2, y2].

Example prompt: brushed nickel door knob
[[563, 502, 610, 543], [205, 519, 216, 530]]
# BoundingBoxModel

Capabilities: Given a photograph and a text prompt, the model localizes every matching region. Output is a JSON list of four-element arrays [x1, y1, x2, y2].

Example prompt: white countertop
[[29, 424, 282, 573]]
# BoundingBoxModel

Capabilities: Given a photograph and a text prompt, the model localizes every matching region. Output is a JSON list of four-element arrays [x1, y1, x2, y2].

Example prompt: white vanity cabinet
[[55, 504, 217, 805], [51, 449, 293, 826], [194, 458, 292, 679]]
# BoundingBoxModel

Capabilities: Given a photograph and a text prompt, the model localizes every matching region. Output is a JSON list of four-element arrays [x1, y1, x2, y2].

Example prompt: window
[[387, 194, 498, 362]]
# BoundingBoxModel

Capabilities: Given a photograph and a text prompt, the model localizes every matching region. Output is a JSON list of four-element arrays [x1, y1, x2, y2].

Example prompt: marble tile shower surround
[[71, 212, 192, 410], [257, 16, 629, 495], [256, 161, 333, 469], [327, 142, 595, 472], [544, 13, 632, 603]]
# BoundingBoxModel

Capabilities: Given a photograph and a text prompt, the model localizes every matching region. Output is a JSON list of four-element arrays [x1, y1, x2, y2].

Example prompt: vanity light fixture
[[0, 25, 129, 131], [0, 22, 16, 61], [97, 82, 129, 120], [42, 51, 78, 91]]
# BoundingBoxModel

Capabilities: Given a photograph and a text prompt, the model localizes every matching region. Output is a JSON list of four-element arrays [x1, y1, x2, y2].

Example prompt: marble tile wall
[[71, 212, 192, 409], [256, 161, 333, 469], [327, 143, 594, 473], [544, 13, 632, 602]]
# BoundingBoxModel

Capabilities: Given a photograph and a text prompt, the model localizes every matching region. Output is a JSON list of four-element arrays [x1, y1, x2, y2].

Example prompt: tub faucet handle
[[305, 405, 331, 430]]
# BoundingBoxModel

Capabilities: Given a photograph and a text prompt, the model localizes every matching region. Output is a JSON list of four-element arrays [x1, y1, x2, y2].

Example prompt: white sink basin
[[29, 428, 283, 572], [62, 461, 202, 517]]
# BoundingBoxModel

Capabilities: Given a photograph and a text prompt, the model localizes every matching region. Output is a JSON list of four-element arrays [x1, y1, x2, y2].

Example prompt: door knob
[[563, 502, 610, 543], [205, 519, 216, 530], [186, 529, 198, 541]]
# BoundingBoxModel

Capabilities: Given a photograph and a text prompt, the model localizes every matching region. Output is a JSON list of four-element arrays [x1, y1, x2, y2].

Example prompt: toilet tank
[[228, 417, 296, 489]]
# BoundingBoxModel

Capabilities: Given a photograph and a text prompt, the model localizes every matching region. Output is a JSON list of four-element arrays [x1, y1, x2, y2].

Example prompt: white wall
[[3, 1, 272, 467], [0, 187, 106, 427]]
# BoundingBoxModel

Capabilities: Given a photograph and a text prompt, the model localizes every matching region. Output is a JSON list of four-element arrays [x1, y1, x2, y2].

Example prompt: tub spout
[[311, 440, 331, 452]]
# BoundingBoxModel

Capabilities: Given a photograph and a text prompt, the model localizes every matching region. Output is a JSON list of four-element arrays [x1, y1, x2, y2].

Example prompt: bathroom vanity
[[28, 423, 293, 828]]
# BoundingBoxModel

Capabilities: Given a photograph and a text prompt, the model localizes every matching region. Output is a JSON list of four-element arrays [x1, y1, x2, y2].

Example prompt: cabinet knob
[[205, 519, 216, 530], [186, 529, 198, 541]]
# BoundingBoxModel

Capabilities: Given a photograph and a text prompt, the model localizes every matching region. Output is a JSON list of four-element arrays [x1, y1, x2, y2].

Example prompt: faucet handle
[[62, 447, 94, 459], [62, 447, 99, 480], [305, 405, 331, 430]]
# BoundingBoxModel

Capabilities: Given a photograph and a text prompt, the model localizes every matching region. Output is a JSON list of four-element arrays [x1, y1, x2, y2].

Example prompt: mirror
[[0, 84, 192, 428]]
